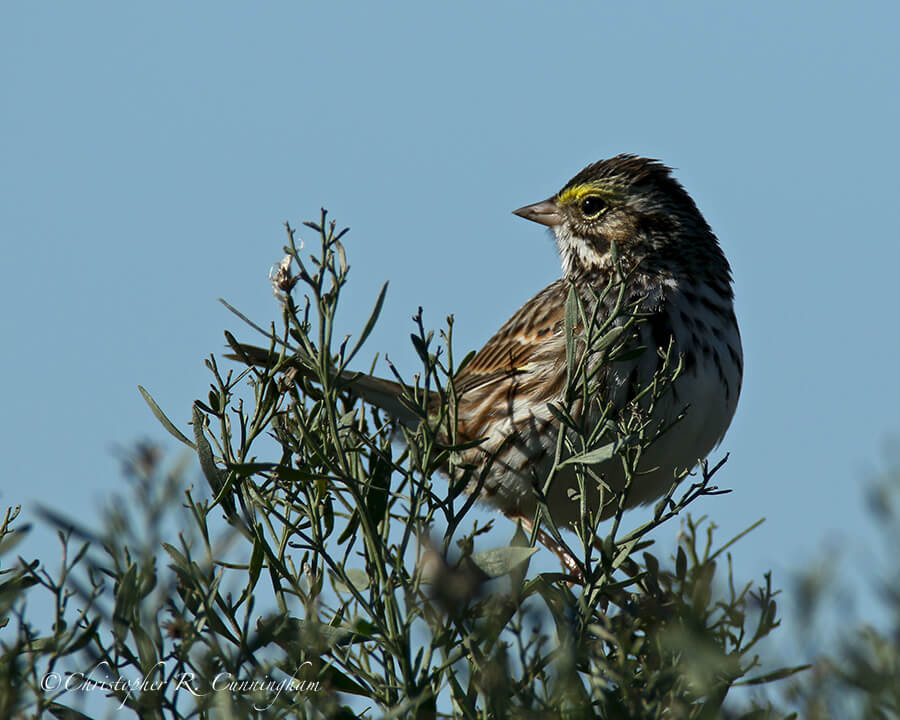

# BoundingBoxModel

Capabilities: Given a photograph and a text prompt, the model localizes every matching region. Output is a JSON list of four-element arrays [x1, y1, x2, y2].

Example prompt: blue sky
[[3, 0, 899, 672]]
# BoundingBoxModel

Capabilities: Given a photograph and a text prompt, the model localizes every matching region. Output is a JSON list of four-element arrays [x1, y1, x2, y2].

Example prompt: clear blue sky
[[3, 0, 899, 657]]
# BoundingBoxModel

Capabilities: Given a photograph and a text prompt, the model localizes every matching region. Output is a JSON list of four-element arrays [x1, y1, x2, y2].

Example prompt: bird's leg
[[515, 515, 583, 581]]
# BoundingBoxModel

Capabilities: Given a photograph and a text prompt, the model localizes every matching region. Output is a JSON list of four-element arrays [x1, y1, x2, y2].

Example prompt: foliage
[[1, 213, 817, 719], [774, 455, 900, 718]]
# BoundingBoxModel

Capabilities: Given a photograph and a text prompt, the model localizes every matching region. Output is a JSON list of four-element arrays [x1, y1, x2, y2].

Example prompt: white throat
[[553, 226, 611, 277]]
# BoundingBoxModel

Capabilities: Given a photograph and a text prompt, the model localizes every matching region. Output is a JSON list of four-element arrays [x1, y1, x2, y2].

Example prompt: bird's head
[[514, 154, 720, 279]]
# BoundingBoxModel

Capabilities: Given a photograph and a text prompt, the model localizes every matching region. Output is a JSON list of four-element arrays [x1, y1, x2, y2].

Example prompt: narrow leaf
[[48, 703, 96, 720], [612, 345, 648, 363], [454, 349, 477, 375], [161, 543, 190, 574], [248, 531, 264, 592], [0, 526, 30, 555], [332, 568, 370, 593], [318, 665, 371, 696], [736, 664, 812, 686], [346, 281, 388, 365], [470, 546, 538, 578], [138, 386, 194, 448], [193, 405, 235, 515], [364, 455, 391, 528], [268, 616, 364, 653], [564, 284, 578, 378], [558, 441, 620, 467], [225, 462, 277, 477]]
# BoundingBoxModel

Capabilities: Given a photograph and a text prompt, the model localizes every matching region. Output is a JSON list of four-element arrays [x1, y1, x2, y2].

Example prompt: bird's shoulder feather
[[454, 279, 568, 397]]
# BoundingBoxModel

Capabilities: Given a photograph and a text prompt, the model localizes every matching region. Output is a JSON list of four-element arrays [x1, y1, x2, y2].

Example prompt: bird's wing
[[454, 279, 568, 398], [356, 278, 569, 431]]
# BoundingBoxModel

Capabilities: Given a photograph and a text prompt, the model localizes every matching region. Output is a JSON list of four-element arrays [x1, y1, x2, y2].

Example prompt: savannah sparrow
[[238, 156, 742, 551]]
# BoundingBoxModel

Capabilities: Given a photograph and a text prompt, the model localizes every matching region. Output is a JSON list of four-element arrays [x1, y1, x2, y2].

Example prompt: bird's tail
[[225, 341, 428, 429]]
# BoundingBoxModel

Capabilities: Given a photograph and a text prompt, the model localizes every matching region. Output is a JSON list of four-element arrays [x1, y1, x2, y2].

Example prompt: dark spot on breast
[[713, 351, 729, 402], [682, 351, 697, 375], [700, 296, 729, 321], [728, 343, 743, 374], [710, 279, 730, 297]]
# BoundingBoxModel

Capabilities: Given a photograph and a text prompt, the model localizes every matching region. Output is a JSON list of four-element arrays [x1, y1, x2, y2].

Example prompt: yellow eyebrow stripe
[[557, 182, 622, 207]]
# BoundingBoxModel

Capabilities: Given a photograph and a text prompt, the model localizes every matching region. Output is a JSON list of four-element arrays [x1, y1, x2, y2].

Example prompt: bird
[[233, 155, 742, 565]]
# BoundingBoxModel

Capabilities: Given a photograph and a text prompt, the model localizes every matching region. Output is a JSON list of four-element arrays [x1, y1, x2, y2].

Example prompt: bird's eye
[[580, 196, 607, 218]]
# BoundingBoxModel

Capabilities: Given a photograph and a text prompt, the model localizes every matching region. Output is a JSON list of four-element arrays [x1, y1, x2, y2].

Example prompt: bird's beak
[[512, 198, 562, 227]]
